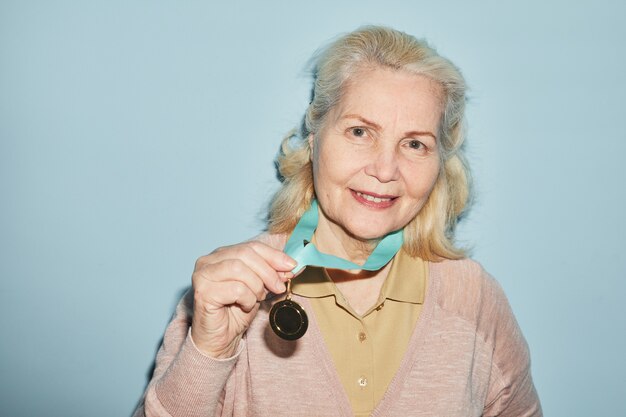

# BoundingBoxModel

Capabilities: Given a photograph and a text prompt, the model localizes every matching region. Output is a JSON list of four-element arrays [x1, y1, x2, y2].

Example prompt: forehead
[[332, 67, 444, 128], [347, 66, 443, 96]]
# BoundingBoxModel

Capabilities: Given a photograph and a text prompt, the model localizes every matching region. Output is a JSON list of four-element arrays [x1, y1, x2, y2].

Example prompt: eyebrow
[[342, 114, 382, 130], [341, 114, 437, 141]]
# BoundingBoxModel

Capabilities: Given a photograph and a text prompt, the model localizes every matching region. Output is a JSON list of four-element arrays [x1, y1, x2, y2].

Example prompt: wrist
[[190, 327, 242, 359]]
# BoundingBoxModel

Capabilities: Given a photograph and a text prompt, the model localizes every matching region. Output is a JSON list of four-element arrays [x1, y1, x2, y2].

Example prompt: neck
[[313, 212, 378, 266]]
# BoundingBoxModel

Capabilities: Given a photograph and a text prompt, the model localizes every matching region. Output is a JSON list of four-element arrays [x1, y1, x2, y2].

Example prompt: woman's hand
[[190, 240, 296, 358]]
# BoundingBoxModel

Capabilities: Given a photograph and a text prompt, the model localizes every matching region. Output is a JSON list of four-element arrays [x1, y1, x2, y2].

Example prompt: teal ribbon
[[284, 200, 404, 274]]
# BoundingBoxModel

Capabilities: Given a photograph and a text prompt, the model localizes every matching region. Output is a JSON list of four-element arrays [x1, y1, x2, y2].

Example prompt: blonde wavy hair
[[268, 26, 471, 261]]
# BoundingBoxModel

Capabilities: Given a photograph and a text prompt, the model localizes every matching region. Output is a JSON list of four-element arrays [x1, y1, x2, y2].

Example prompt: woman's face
[[310, 67, 443, 242]]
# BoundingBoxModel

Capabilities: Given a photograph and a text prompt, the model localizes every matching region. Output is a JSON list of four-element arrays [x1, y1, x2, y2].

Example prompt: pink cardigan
[[133, 258, 541, 417]]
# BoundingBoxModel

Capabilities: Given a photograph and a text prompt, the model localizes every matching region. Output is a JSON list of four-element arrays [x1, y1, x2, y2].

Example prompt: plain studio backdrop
[[1, 1, 625, 416]]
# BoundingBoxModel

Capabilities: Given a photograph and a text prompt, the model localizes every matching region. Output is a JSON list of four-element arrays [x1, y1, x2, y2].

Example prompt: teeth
[[356, 191, 391, 203]]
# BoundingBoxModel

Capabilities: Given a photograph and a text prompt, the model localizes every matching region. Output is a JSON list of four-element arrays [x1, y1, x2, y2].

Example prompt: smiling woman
[[310, 69, 443, 249], [133, 26, 542, 417], [268, 29, 470, 263]]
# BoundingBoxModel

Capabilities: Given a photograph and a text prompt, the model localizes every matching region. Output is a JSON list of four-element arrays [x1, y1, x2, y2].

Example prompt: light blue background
[[2, 1, 625, 416]]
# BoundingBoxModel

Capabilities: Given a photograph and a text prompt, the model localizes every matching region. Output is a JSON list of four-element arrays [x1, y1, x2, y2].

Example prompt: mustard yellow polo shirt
[[291, 249, 427, 416]]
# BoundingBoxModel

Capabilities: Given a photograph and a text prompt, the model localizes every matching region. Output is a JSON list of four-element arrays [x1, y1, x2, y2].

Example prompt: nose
[[364, 145, 400, 183]]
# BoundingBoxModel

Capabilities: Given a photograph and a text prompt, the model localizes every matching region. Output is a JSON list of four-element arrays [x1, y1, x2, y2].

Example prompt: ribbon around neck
[[284, 200, 403, 274]]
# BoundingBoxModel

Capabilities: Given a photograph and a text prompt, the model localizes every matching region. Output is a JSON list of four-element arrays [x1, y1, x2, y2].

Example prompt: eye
[[402, 138, 432, 157], [351, 127, 367, 137], [408, 139, 424, 150]]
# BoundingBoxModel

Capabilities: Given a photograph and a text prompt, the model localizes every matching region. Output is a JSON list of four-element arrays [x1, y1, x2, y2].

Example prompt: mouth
[[351, 189, 398, 208]]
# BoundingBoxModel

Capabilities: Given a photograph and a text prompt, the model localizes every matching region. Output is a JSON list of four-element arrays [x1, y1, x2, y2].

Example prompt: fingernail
[[285, 258, 297, 269], [275, 279, 286, 293]]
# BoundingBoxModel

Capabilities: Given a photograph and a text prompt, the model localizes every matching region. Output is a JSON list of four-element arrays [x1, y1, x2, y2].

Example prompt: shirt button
[[358, 377, 368, 387], [358, 331, 367, 342]]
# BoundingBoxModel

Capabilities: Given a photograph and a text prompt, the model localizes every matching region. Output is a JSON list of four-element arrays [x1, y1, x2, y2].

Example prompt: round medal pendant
[[269, 299, 308, 341]]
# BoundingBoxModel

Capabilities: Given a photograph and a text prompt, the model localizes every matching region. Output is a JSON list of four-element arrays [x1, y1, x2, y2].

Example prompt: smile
[[351, 189, 398, 209], [355, 191, 392, 203]]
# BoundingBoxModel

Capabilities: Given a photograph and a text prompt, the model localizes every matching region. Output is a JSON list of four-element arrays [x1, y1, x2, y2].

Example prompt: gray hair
[[269, 26, 471, 260]]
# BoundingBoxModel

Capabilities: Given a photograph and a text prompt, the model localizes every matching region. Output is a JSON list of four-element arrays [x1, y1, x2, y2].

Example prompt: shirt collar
[[382, 248, 426, 304], [291, 265, 335, 297], [291, 248, 426, 304]]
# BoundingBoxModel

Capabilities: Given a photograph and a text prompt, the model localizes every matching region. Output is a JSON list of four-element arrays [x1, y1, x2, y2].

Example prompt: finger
[[229, 245, 289, 293], [216, 258, 273, 299], [195, 241, 295, 293], [199, 280, 259, 313], [193, 243, 244, 270], [246, 241, 297, 272], [206, 243, 292, 293], [221, 241, 297, 272], [195, 259, 268, 300], [278, 271, 295, 281]]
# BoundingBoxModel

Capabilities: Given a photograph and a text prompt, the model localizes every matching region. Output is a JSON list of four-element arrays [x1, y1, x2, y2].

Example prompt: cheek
[[404, 161, 441, 199], [315, 143, 356, 185], [311, 146, 336, 200]]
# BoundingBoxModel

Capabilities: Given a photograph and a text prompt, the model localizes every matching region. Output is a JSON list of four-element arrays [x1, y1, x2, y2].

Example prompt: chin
[[343, 222, 396, 242]]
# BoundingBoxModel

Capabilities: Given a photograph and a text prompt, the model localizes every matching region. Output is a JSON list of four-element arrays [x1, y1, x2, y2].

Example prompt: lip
[[350, 189, 398, 209]]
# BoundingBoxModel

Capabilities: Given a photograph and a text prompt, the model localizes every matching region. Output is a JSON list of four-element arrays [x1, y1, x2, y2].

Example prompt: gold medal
[[271, 201, 402, 341], [269, 279, 308, 340]]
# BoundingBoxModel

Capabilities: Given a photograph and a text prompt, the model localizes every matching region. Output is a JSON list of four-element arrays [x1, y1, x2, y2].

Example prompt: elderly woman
[[134, 26, 541, 417]]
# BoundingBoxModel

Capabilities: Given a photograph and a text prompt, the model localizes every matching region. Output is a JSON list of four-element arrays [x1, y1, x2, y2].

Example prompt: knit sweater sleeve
[[132, 233, 286, 417], [132, 289, 242, 417], [481, 271, 542, 417]]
